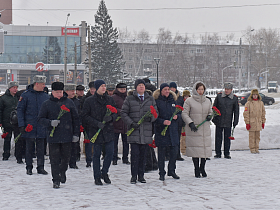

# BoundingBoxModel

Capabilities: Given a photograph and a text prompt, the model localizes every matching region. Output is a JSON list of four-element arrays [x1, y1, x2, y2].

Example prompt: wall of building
[[0, 0, 12, 24]]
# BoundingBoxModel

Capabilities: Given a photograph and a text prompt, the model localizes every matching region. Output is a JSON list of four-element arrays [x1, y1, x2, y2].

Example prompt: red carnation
[[1, 132, 8, 138], [229, 136, 235, 140], [25, 124, 33, 132], [181, 132, 186, 136], [80, 125, 84, 133], [150, 105, 158, 118], [148, 140, 156, 148], [84, 139, 90, 143], [61, 105, 70, 112], [106, 105, 117, 114], [212, 106, 221, 116], [175, 105, 184, 111]]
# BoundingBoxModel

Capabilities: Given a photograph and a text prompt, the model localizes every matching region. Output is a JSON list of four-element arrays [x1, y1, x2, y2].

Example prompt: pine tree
[[90, 0, 124, 84]]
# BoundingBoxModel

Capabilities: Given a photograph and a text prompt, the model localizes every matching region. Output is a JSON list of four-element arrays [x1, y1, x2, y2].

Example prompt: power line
[[2, 3, 280, 11]]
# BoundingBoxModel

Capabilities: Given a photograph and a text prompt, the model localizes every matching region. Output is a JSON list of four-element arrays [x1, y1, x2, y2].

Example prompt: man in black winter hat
[[38, 82, 80, 188]]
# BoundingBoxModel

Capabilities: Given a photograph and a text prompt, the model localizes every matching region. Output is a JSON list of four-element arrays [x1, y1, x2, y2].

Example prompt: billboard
[[61, 27, 79, 36]]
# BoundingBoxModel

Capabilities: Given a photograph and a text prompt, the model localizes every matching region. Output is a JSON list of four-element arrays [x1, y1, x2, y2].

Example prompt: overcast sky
[[11, 0, 280, 40]]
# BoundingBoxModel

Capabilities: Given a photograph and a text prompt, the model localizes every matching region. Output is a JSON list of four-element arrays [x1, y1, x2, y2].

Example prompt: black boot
[[200, 158, 207, 178], [53, 182, 60, 189], [159, 175, 165, 181], [130, 176, 137, 184], [101, 173, 111, 184], [26, 168, 33, 175], [37, 168, 48, 175], [167, 172, 180, 179], [95, 178, 103, 185], [192, 158, 201, 178], [61, 172, 66, 183], [138, 175, 146, 183]]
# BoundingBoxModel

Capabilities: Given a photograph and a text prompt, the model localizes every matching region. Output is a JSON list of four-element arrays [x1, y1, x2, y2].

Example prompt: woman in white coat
[[182, 81, 212, 178]]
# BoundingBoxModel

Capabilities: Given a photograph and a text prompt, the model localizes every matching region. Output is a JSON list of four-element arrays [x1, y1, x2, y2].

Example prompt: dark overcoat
[[82, 92, 117, 144], [153, 90, 180, 147], [112, 89, 127, 134], [0, 89, 18, 129], [38, 93, 80, 143]]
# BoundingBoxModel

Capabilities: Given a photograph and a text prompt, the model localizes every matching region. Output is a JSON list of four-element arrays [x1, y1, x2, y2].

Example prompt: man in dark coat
[[0, 81, 22, 162], [38, 82, 80, 188], [112, 83, 129, 165], [121, 79, 158, 184], [76, 85, 85, 100], [154, 83, 180, 181], [81, 81, 95, 168], [212, 82, 239, 159], [170, 82, 184, 161], [82, 80, 118, 185], [17, 75, 49, 175], [64, 84, 81, 169]]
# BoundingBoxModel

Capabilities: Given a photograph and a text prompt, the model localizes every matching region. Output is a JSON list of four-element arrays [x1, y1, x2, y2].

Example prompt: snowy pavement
[[1, 149, 280, 210]]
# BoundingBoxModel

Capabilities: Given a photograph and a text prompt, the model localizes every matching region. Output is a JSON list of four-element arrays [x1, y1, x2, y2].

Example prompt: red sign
[[36, 62, 44, 72], [61, 27, 79, 36]]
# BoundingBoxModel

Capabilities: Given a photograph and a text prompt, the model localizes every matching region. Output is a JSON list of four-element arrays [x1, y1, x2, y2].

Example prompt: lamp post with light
[[64, 13, 70, 84], [154, 58, 160, 89]]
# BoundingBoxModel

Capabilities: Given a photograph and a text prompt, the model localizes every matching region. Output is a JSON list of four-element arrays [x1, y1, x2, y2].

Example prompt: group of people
[[0, 75, 266, 189]]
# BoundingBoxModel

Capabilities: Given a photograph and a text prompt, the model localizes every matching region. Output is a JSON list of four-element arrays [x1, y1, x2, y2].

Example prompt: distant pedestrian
[[243, 89, 266, 154], [76, 85, 85, 100], [38, 82, 80, 188], [106, 84, 115, 96], [212, 82, 239, 159], [180, 90, 191, 155]]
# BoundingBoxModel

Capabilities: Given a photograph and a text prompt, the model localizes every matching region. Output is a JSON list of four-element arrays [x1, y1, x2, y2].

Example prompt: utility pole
[[64, 13, 70, 84], [74, 41, 77, 85], [239, 38, 242, 93], [248, 44, 251, 89], [88, 25, 92, 83]]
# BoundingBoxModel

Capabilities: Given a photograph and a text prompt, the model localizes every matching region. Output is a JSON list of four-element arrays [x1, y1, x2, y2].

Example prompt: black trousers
[[215, 126, 231, 156], [158, 145, 178, 176], [113, 133, 129, 162], [25, 138, 45, 170], [49, 142, 71, 183], [69, 142, 78, 167], [130, 143, 147, 178], [2, 126, 25, 160]]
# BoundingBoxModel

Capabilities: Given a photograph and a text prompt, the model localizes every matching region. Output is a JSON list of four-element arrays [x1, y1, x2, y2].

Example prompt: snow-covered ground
[[0, 98, 280, 209]]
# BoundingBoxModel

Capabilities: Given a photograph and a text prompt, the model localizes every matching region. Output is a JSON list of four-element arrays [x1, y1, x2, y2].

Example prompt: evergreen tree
[[90, 0, 124, 84]]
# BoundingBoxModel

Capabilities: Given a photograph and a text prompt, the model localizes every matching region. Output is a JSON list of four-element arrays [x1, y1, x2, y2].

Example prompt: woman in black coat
[[154, 83, 180, 181], [82, 80, 117, 185], [38, 82, 80, 188]]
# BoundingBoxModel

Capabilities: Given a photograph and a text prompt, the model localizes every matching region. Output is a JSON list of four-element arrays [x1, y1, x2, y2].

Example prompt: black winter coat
[[82, 92, 117, 144], [71, 96, 81, 124], [0, 89, 18, 129], [174, 90, 184, 129], [212, 92, 239, 128], [17, 84, 49, 138], [154, 90, 180, 147], [38, 93, 80, 143], [112, 89, 127, 134]]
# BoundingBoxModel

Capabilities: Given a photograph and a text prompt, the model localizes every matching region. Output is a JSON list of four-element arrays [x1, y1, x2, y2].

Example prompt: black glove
[[131, 122, 140, 129], [19, 127, 26, 135], [103, 115, 112, 123], [97, 122, 105, 130], [206, 115, 212, 121], [189, 122, 198, 132], [233, 123, 237, 128], [144, 117, 151, 122]]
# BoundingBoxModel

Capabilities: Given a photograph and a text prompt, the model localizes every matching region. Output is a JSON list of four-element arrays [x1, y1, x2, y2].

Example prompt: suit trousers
[[130, 143, 147, 178]]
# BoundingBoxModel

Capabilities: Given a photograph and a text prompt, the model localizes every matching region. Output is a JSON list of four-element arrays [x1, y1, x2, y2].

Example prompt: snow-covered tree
[[90, 0, 124, 84]]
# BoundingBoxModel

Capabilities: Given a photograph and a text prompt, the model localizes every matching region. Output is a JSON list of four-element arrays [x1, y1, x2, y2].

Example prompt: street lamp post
[[64, 13, 70, 84], [221, 64, 234, 87], [154, 58, 160, 89]]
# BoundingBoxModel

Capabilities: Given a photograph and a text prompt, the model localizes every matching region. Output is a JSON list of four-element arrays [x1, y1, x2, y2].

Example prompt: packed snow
[[0, 98, 279, 209]]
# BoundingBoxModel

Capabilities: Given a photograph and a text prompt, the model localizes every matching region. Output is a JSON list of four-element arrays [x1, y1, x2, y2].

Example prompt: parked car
[[238, 92, 275, 105]]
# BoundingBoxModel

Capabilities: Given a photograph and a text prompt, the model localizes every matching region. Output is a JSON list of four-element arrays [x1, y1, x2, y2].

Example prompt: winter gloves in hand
[[246, 124, 251, 130], [131, 122, 140, 129], [51, 120, 60, 127], [19, 127, 26, 135], [189, 122, 198, 132], [72, 136, 79, 142], [206, 115, 212, 121], [262, 123, 265, 129], [103, 115, 112, 123], [97, 122, 105, 130]]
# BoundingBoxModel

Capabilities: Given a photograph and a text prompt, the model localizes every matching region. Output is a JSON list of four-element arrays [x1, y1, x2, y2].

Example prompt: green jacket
[[0, 89, 18, 129]]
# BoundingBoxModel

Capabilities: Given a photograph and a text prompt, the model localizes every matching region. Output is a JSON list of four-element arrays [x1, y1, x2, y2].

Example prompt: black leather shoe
[[195, 169, 201, 178], [86, 163, 91, 168], [37, 169, 48, 175], [70, 165, 79, 169], [200, 169, 207, 178], [26, 168, 33, 175], [101, 173, 111, 184], [17, 160, 24, 164], [214, 155, 221, 158], [122, 159, 130, 164], [112, 160, 117, 165], [95, 178, 103, 185], [224, 155, 231, 159], [138, 176, 146, 183], [176, 157, 185, 161], [61, 173, 66, 183], [168, 172, 180, 179], [159, 175, 165, 181], [130, 176, 137, 184], [2, 157, 8, 161], [53, 182, 60, 189]]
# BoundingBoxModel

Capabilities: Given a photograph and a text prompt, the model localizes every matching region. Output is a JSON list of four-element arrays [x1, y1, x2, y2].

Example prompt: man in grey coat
[[121, 79, 158, 184]]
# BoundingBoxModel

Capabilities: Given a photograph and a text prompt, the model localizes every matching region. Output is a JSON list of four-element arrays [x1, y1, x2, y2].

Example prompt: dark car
[[239, 93, 275, 105]]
